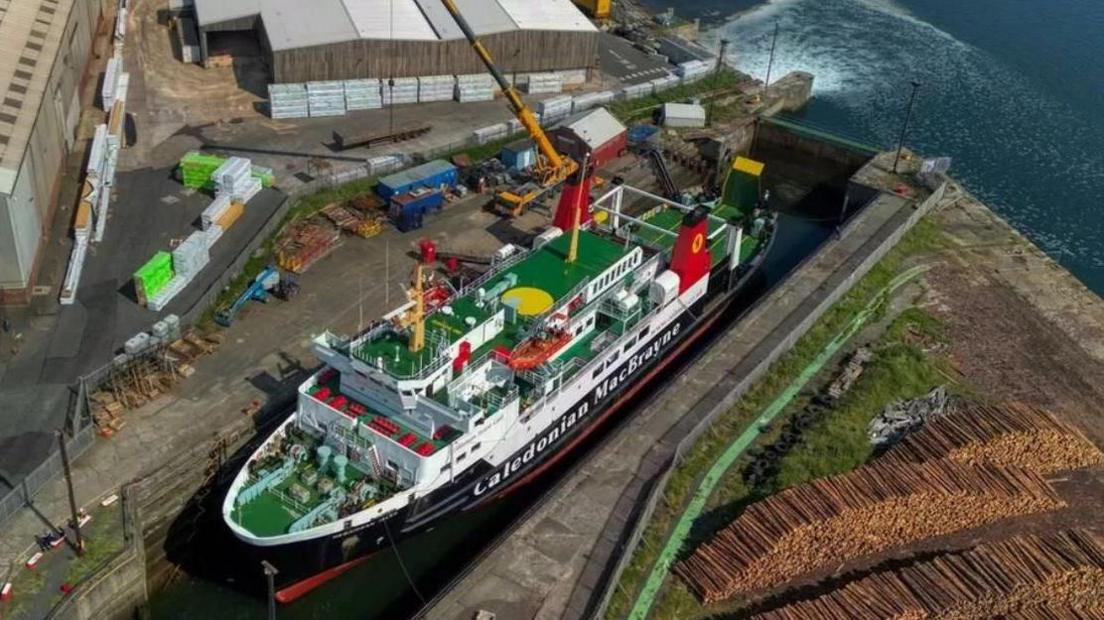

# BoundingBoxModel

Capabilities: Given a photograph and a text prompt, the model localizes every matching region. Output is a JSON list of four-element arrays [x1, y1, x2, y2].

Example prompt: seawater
[[660, 0, 1104, 292]]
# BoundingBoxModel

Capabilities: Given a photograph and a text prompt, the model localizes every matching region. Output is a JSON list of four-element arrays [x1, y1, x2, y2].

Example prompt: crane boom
[[439, 0, 574, 182]]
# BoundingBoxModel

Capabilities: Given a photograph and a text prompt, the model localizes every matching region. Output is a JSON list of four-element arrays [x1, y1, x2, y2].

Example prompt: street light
[[893, 81, 922, 173], [262, 561, 279, 620]]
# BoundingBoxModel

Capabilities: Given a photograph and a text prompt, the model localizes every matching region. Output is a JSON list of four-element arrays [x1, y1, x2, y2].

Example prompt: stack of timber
[[320, 203, 384, 239], [675, 459, 1064, 603], [754, 530, 1104, 620], [275, 219, 341, 273], [91, 330, 223, 436], [881, 403, 1104, 474]]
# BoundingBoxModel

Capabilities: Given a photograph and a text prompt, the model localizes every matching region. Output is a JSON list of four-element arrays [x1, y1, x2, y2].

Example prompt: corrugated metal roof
[[416, 0, 517, 39], [0, 0, 76, 194], [562, 108, 626, 150], [496, 0, 595, 32], [195, 0, 596, 52], [344, 0, 437, 42]]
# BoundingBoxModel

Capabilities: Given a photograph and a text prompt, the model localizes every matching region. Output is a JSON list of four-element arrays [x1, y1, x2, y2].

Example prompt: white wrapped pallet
[[367, 154, 406, 175], [307, 81, 347, 117], [571, 90, 615, 113], [651, 74, 680, 92], [473, 123, 508, 144], [58, 236, 89, 305], [269, 83, 310, 119], [525, 72, 563, 94], [200, 194, 232, 230], [172, 231, 210, 278], [102, 56, 122, 110], [234, 177, 263, 204], [383, 78, 419, 106], [558, 69, 588, 87], [621, 82, 654, 99], [455, 73, 495, 102], [538, 95, 573, 117], [214, 157, 253, 199], [147, 274, 191, 312], [203, 224, 224, 248], [418, 75, 455, 103], [344, 79, 382, 110]]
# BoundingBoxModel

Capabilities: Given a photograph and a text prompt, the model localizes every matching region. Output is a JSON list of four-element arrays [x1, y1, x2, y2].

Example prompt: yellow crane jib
[[439, 0, 576, 187]]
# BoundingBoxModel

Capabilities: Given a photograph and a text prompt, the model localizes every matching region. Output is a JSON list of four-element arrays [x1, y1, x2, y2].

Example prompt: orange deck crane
[[439, 0, 580, 215]]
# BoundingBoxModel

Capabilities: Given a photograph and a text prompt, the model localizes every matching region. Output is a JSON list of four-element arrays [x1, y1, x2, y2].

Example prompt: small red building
[[552, 107, 628, 170]]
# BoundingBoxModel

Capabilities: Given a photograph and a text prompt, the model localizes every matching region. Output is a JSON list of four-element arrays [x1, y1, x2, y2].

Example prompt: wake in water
[[702, 0, 1104, 288]]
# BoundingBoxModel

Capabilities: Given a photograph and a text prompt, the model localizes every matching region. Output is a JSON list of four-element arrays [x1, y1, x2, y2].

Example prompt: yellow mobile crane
[[440, 0, 579, 216]]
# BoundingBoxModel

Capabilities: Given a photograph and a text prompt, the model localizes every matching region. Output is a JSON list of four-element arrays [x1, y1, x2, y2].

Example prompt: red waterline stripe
[[494, 303, 728, 499], [274, 553, 374, 604]]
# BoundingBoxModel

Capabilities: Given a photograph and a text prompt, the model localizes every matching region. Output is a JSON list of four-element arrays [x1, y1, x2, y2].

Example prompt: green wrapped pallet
[[252, 165, 276, 188], [134, 251, 175, 306], [179, 151, 227, 190]]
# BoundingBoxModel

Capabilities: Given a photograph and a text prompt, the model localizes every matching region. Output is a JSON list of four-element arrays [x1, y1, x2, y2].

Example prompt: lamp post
[[262, 561, 279, 620], [763, 22, 779, 102], [893, 81, 922, 173], [57, 430, 83, 555]]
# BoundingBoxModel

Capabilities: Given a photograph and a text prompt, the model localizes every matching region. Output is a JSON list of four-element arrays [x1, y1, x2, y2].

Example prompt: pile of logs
[[881, 403, 1103, 474], [754, 530, 1104, 619], [675, 459, 1064, 603]]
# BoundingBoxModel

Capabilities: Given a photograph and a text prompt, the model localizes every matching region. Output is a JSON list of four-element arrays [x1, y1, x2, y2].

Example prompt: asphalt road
[[0, 167, 283, 485]]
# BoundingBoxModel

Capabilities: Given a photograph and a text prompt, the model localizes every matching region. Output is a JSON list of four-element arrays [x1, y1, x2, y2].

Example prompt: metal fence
[[590, 180, 949, 619], [0, 424, 96, 528]]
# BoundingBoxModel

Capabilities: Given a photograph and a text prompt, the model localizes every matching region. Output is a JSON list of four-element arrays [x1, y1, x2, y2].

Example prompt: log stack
[[675, 459, 1064, 603], [881, 403, 1103, 474], [754, 530, 1104, 619]]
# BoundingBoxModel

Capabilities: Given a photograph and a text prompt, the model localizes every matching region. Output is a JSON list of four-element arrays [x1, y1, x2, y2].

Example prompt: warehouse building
[[193, 0, 599, 84], [0, 0, 106, 303]]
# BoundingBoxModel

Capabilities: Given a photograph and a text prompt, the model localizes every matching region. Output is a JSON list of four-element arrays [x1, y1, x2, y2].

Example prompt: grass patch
[[609, 69, 744, 124], [648, 308, 956, 619], [603, 218, 947, 619]]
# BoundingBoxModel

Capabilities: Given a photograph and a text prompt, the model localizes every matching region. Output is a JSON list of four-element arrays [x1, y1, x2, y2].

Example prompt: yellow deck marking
[[502, 287, 554, 316]]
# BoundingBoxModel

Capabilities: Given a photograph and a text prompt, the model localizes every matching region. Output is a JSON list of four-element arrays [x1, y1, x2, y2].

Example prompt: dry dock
[[423, 146, 945, 619]]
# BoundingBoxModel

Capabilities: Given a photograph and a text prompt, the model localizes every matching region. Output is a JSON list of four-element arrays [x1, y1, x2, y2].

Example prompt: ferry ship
[[221, 156, 778, 602]]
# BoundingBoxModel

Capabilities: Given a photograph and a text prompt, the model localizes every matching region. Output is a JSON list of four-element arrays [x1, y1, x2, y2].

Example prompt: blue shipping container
[[500, 139, 536, 171], [390, 189, 444, 232], [627, 124, 660, 145], [376, 160, 458, 200]]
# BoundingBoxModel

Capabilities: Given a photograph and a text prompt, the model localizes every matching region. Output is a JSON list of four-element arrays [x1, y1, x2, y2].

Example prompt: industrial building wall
[[270, 29, 598, 83], [0, 0, 104, 293]]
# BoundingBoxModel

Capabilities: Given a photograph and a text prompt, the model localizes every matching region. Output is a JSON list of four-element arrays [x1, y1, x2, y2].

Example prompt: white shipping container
[[662, 102, 707, 128]]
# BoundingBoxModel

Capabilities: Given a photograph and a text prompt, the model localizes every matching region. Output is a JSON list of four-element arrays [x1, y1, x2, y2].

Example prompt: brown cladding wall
[[269, 30, 598, 83]]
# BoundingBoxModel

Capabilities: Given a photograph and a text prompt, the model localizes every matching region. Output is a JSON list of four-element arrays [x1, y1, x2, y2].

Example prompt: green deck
[[355, 231, 632, 376]]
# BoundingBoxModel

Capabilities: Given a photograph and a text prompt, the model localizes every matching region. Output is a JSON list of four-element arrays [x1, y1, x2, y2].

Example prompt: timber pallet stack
[[754, 530, 1104, 619], [275, 219, 341, 274], [91, 330, 223, 437], [320, 203, 385, 239]]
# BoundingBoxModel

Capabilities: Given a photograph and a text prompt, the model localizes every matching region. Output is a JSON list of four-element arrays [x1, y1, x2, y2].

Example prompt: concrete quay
[[423, 156, 946, 620]]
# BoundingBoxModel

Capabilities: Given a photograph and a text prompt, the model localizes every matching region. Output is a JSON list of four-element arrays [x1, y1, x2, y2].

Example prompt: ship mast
[[408, 263, 426, 353], [567, 154, 590, 264]]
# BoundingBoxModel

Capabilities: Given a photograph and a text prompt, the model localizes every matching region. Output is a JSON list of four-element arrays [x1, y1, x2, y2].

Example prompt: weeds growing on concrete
[[604, 218, 950, 619]]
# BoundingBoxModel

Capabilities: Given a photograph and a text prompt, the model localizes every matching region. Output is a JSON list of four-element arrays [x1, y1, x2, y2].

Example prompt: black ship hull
[[226, 225, 776, 602]]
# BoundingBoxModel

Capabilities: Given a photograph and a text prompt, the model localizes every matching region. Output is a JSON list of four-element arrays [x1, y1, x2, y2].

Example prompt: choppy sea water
[[660, 0, 1104, 291]]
